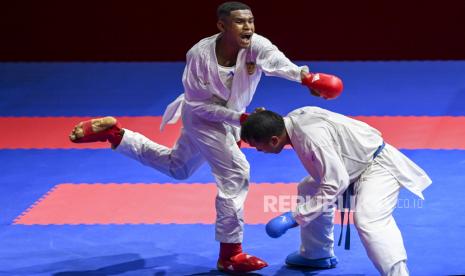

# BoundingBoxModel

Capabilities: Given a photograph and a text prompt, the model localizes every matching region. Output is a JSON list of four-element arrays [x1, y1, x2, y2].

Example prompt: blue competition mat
[[0, 61, 464, 275]]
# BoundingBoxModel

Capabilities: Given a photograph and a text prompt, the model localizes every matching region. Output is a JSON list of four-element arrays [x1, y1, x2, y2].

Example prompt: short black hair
[[217, 1, 251, 19], [240, 110, 285, 143]]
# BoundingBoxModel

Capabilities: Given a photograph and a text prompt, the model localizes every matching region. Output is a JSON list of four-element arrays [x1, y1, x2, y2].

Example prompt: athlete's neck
[[284, 131, 293, 147], [216, 35, 240, 67]]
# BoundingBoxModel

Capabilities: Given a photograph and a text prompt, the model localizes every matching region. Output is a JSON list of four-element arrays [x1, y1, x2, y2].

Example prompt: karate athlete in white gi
[[68, 2, 343, 274], [240, 107, 432, 275]]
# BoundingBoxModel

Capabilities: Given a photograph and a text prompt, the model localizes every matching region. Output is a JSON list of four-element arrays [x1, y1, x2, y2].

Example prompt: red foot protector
[[72, 119, 122, 146], [218, 253, 268, 274], [13, 183, 351, 225]]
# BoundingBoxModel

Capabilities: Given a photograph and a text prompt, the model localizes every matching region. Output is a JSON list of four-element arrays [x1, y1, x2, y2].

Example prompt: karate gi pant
[[297, 148, 409, 275], [115, 104, 249, 243]]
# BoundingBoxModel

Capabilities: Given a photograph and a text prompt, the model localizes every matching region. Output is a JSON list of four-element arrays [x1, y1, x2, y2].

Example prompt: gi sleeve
[[190, 103, 243, 126], [293, 143, 350, 227], [254, 37, 308, 82]]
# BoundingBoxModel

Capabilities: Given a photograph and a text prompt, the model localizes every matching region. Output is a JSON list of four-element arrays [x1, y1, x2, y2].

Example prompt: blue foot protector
[[285, 251, 338, 268]]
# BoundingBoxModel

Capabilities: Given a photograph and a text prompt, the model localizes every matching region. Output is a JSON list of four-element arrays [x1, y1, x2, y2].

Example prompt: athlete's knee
[[237, 160, 250, 176], [354, 200, 394, 232], [353, 209, 381, 232], [225, 161, 250, 184], [169, 165, 193, 180], [215, 170, 250, 198], [234, 165, 250, 184]]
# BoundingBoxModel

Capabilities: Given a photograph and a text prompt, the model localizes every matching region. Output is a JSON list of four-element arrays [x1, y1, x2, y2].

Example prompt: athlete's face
[[247, 136, 285, 154], [218, 9, 255, 48]]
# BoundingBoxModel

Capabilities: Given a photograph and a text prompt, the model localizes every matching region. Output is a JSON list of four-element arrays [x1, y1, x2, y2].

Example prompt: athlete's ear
[[270, 136, 279, 146], [217, 20, 225, 33]]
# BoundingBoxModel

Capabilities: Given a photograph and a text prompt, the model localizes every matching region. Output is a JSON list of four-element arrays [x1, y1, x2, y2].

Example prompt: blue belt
[[337, 141, 385, 250], [373, 141, 385, 160]]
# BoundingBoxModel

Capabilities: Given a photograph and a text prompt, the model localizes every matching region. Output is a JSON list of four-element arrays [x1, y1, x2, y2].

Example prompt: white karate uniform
[[116, 33, 307, 243], [284, 106, 432, 275]]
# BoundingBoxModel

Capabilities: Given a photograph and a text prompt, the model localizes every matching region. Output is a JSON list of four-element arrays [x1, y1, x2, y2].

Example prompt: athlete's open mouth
[[240, 33, 253, 44], [241, 33, 252, 40]]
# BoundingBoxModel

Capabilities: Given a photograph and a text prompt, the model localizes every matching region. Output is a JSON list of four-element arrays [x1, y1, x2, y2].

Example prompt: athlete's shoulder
[[187, 34, 218, 57], [251, 33, 273, 47], [287, 106, 327, 117]]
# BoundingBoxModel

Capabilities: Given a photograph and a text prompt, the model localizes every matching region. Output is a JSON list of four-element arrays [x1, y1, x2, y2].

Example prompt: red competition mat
[[13, 183, 353, 225], [1, 116, 465, 149]]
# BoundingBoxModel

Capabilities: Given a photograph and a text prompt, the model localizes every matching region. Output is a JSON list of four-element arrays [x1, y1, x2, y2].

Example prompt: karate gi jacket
[[284, 107, 432, 226]]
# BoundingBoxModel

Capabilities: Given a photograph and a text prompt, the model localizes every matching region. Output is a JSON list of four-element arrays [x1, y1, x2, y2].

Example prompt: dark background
[[1, 0, 465, 61]]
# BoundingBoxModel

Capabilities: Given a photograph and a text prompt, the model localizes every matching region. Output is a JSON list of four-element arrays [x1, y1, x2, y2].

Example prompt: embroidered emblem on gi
[[246, 62, 256, 75]]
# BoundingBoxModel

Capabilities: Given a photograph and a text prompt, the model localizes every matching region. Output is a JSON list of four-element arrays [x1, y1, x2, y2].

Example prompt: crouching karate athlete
[[67, 2, 342, 274], [240, 107, 432, 275]]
